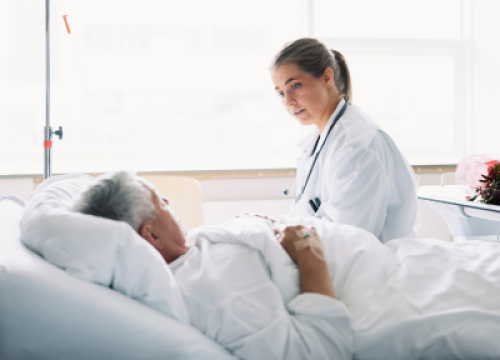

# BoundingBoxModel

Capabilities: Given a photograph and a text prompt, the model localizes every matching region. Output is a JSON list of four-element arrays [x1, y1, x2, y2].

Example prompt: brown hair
[[272, 38, 352, 104]]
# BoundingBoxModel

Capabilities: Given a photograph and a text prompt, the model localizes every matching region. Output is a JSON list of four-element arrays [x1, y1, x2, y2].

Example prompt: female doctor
[[272, 38, 419, 243]]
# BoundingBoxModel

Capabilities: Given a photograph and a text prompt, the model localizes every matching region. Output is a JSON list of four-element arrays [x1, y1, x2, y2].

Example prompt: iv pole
[[44, 0, 63, 179]]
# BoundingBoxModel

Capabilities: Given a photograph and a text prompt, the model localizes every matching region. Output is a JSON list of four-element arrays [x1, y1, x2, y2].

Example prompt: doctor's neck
[[315, 92, 344, 135]]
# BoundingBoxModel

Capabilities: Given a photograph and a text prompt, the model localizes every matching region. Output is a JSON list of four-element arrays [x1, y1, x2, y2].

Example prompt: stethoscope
[[284, 99, 349, 208]]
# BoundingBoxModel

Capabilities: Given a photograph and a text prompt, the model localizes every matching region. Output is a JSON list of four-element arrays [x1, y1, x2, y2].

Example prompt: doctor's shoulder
[[329, 105, 380, 149]]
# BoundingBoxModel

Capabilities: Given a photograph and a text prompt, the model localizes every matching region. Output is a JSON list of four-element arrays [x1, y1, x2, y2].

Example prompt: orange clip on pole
[[63, 15, 71, 34]]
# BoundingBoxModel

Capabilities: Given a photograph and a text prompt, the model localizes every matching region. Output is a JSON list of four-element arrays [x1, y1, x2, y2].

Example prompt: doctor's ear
[[323, 67, 334, 88]]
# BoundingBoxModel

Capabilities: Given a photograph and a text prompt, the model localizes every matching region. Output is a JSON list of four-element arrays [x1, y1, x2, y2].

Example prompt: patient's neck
[[163, 244, 188, 264]]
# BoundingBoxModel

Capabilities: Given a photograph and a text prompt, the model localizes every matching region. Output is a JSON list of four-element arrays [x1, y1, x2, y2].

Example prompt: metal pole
[[44, 0, 52, 179]]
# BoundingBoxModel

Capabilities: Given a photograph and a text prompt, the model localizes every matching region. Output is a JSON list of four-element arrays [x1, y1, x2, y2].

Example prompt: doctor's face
[[272, 63, 332, 129]]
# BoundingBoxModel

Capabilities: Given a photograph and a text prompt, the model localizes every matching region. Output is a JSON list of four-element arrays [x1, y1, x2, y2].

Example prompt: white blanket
[[192, 216, 500, 360], [173, 218, 353, 360]]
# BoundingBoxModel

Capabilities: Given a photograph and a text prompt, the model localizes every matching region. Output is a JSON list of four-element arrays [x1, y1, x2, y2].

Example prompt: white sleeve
[[286, 293, 353, 360], [321, 139, 388, 239], [216, 285, 353, 360]]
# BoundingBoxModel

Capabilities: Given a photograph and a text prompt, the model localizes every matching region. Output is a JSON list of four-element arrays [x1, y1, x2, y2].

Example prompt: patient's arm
[[279, 225, 336, 299]]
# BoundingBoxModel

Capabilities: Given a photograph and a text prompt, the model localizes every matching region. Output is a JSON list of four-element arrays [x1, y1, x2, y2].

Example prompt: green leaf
[[469, 195, 477, 201]]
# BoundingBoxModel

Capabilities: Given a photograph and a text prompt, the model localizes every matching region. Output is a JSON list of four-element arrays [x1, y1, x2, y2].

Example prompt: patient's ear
[[139, 223, 161, 250]]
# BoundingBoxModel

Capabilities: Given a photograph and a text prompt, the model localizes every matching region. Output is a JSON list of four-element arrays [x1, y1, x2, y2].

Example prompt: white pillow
[[20, 174, 190, 325], [1, 195, 235, 360]]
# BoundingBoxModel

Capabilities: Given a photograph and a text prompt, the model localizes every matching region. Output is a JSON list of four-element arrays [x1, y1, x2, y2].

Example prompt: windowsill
[[0, 165, 457, 202], [0, 163, 458, 181]]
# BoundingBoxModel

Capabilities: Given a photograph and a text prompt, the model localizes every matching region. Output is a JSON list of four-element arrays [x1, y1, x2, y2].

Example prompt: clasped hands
[[236, 214, 333, 298], [235, 213, 325, 264]]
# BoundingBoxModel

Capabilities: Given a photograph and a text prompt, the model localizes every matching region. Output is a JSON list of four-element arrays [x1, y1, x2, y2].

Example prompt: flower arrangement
[[469, 160, 500, 204], [456, 155, 494, 194]]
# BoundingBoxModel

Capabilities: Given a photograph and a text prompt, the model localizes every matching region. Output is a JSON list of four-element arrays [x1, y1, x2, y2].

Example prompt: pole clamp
[[53, 126, 63, 140]]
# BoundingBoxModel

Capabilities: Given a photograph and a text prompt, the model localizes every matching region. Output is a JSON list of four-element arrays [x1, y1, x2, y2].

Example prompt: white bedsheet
[[192, 216, 500, 360]]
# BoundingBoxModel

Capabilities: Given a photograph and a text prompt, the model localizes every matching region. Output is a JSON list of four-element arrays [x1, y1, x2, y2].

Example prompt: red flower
[[486, 160, 500, 180], [469, 159, 500, 204]]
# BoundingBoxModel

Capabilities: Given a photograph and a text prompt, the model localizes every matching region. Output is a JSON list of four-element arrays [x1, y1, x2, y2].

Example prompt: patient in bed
[[74, 171, 353, 360], [74, 171, 500, 360]]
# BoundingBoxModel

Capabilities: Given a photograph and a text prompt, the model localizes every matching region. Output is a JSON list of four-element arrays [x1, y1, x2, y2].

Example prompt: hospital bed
[[3, 174, 500, 360]]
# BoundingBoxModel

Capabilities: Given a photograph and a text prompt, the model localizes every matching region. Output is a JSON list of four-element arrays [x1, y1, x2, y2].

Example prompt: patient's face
[[141, 188, 188, 263]]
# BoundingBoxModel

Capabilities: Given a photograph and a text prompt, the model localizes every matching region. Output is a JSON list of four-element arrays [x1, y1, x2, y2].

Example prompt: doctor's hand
[[235, 213, 276, 223]]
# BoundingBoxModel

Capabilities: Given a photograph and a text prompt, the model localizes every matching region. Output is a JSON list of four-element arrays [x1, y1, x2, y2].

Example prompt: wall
[[0, 169, 453, 240], [0, 178, 34, 202]]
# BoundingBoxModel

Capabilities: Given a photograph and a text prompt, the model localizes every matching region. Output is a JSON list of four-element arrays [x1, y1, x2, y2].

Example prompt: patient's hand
[[278, 225, 335, 299], [277, 225, 304, 262], [278, 225, 322, 263]]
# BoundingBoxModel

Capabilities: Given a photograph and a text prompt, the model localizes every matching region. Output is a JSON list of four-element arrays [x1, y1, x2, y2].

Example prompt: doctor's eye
[[292, 83, 300, 90], [277, 92, 284, 98]]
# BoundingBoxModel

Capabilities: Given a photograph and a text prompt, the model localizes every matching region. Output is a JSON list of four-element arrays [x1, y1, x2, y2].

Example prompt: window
[[0, 0, 470, 175], [315, 0, 470, 165], [314, 0, 463, 40]]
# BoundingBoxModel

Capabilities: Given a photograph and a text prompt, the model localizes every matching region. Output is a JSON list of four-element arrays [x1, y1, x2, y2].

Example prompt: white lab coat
[[290, 99, 419, 243]]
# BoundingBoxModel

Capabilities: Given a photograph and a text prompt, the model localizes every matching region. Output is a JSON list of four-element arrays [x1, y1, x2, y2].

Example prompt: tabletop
[[418, 185, 500, 223]]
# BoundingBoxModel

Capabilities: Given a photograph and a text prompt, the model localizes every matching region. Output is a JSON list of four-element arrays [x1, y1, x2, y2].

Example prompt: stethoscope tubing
[[285, 100, 349, 204]]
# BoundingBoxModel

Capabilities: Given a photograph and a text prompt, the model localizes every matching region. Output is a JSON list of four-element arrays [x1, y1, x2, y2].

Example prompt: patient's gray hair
[[73, 171, 157, 231]]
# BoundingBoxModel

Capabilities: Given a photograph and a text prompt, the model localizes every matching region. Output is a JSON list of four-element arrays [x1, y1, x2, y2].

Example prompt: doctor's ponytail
[[272, 38, 352, 104], [330, 49, 352, 105]]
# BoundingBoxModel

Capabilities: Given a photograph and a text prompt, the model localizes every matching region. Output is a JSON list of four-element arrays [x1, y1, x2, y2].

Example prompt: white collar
[[297, 130, 319, 151]]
